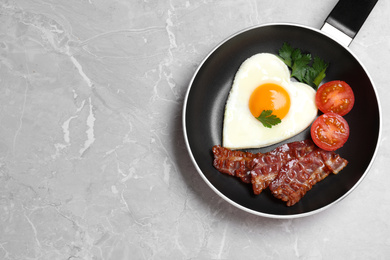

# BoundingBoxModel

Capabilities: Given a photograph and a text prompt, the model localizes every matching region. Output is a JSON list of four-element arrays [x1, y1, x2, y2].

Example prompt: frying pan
[[183, 0, 381, 218]]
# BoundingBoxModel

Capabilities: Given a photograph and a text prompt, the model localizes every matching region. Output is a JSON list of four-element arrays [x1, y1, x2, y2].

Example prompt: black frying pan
[[183, 0, 381, 218]]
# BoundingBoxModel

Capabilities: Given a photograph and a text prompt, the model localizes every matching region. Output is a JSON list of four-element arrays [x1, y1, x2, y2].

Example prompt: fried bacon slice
[[212, 140, 348, 206], [250, 140, 315, 194], [212, 140, 315, 189], [269, 149, 348, 206], [212, 145, 261, 183]]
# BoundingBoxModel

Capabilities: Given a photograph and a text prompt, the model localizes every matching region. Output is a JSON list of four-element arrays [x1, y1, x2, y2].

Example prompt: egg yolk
[[249, 83, 291, 119]]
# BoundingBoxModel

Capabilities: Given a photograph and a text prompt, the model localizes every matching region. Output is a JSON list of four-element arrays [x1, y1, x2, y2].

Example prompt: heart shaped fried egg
[[223, 53, 317, 149]]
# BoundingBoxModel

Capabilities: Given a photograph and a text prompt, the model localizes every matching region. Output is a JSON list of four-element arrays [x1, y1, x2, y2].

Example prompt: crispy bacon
[[212, 145, 261, 183], [250, 140, 316, 194], [212, 140, 315, 189], [269, 149, 348, 206], [212, 140, 348, 206]]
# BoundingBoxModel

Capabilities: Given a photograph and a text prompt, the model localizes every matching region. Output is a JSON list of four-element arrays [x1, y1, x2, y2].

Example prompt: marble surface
[[0, 0, 389, 259]]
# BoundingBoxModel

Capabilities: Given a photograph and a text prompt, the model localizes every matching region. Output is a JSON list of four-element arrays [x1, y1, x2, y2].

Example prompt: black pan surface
[[183, 24, 381, 218]]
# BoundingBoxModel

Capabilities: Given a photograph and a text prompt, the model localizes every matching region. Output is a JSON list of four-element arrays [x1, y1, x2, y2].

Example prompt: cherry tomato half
[[315, 80, 355, 116], [311, 112, 350, 151]]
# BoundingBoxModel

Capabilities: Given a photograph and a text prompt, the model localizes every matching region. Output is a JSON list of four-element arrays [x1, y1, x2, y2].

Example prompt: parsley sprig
[[256, 110, 281, 128], [278, 42, 328, 89]]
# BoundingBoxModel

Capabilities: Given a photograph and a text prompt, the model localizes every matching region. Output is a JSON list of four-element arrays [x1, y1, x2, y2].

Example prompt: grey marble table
[[1, 0, 389, 259]]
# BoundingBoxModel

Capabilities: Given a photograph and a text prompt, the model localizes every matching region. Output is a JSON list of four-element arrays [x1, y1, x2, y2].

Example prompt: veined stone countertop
[[1, 0, 389, 259]]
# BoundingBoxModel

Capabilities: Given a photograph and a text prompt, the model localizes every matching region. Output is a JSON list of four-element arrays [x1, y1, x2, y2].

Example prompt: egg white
[[222, 53, 317, 149]]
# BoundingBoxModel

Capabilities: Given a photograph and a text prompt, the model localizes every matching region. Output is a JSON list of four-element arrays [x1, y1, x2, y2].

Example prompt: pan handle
[[321, 0, 378, 46]]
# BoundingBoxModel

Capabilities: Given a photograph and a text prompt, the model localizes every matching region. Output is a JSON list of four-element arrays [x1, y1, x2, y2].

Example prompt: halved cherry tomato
[[316, 80, 355, 116], [311, 112, 349, 151]]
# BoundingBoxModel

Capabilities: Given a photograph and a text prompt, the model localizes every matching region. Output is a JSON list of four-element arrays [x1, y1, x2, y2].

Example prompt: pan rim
[[182, 22, 382, 219]]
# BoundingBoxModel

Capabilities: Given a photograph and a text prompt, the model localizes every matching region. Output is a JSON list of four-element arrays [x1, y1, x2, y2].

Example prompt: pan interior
[[184, 24, 380, 217]]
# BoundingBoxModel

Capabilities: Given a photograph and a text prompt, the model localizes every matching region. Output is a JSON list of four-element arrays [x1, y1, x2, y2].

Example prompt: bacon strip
[[212, 145, 261, 183], [212, 140, 315, 189], [212, 140, 348, 206], [269, 149, 348, 206], [250, 140, 315, 194]]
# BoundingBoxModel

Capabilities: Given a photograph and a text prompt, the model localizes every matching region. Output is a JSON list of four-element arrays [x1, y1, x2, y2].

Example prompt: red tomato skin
[[310, 112, 350, 151], [315, 80, 355, 116]]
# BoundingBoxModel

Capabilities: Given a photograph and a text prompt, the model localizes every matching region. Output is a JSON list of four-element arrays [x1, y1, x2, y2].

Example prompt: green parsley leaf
[[291, 48, 303, 61], [278, 42, 329, 89], [312, 56, 328, 87], [312, 56, 328, 72], [278, 42, 294, 67], [256, 110, 281, 128], [303, 66, 317, 87], [313, 67, 327, 87], [291, 53, 311, 82]]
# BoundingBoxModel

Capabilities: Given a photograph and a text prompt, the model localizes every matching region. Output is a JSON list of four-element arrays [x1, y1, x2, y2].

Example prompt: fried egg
[[223, 53, 317, 149]]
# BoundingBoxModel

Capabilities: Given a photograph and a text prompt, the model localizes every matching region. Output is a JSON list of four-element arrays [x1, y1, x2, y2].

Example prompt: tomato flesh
[[316, 80, 354, 116], [311, 112, 349, 151]]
